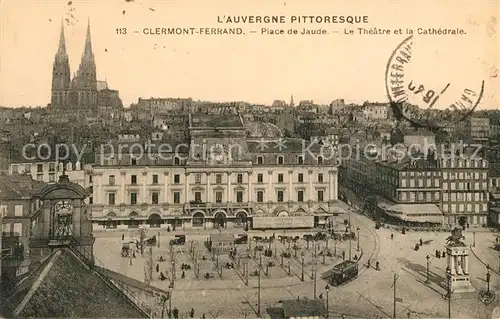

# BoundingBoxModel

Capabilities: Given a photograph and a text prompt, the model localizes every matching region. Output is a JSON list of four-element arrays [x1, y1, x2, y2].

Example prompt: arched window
[[131, 158, 137, 166], [297, 156, 304, 165], [277, 156, 284, 165], [257, 156, 264, 165], [174, 157, 180, 165], [317, 156, 323, 165]]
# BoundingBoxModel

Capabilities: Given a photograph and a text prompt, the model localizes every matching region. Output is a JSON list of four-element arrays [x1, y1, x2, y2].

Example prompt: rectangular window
[[318, 173, 323, 183], [215, 191, 223, 203], [174, 174, 180, 184], [173, 192, 181, 204], [131, 175, 137, 184], [0, 205, 7, 217], [151, 192, 159, 204], [13, 223, 22, 236], [108, 193, 116, 205], [277, 190, 284, 202], [317, 190, 324, 202], [278, 174, 284, 183], [298, 173, 304, 183], [49, 173, 55, 182], [109, 175, 115, 185], [257, 191, 264, 202], [152, 174, 159, 184], [130, 192, 137, 205], [236, 191, 243, 203], [237, 174, 243, 184], [11, 165, 18, 174], [297, 190, 304, 202], [194, 191, 202, 202], [195, 174, 201, 184], [216, 174, 222, 184], [49, 163, 55, 172], [257, 174, 263, 183], [37, 164, 43, 173], [14, 205, 23, 217]]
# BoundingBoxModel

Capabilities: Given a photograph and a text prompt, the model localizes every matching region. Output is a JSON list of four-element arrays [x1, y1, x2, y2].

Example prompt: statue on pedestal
[[446, 227, 465, 246]]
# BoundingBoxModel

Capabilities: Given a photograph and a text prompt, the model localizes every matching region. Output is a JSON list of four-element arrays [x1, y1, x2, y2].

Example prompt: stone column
[[308, 170, 313, 200], [247, 171, 252, 203], [463, 255, 469, 274], [227, 172, 232, 203], [288, 170, 293, 202], [267, 171, 273, 202], [329, 170, 334, 201], [206, 173, 211, 202], [142, 170, 148, 203], [184, 173, 190, 204], [333, 170, 338, 200], [97, 172, 103, 204], [120, 170, 126, 204], [163, 171, 169, 203]]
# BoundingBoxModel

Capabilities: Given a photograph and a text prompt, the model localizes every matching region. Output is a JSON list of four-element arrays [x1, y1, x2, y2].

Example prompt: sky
[[0, 0, 498, 108]]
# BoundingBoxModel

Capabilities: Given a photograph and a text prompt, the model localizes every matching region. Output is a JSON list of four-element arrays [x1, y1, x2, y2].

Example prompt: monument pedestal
[[442, 244, 475, 293]]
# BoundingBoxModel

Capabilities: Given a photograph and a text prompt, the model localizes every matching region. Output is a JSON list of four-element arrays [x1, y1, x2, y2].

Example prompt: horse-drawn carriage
[[144, 235, 157, 246], [121, 242, 136, 257]]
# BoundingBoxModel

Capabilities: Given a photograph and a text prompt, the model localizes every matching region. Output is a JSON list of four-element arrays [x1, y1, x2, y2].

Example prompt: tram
[[323, 260, 359, 286]]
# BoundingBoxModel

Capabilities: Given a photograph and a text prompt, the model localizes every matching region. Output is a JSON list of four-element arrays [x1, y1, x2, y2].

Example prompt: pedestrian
[[391, 233, 394, 240], [442, 251, 446, 258], [189, 308, 195, 318], [466, 223, 469, 229], [419, 238, 423, 246], [133, 251, 136, 258], [201, 314, 205, 319], [173, 307, 179, 319], [367, 259, 371, 268], [156, 263, 160, 273], [342, 251, 345, 260], [122, 233, 125, 241], [376, 261, 380, 271]]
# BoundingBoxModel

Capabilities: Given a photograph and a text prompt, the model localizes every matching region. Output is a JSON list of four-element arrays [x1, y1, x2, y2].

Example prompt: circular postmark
[[385, 35, 484, 128]]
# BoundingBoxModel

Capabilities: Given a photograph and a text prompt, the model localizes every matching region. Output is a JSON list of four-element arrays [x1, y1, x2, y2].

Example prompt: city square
[[93, 209, 500, 319]]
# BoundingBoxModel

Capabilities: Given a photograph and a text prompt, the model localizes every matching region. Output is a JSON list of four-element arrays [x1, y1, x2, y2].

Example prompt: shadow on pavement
[[398, 257, 447, 295]]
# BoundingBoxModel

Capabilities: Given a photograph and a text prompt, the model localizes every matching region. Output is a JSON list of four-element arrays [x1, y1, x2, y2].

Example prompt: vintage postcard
[[0, 0, 499, 318]]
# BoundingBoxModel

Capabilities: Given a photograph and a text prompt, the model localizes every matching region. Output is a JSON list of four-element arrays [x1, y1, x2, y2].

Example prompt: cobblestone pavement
[[94, 213, 499, 318]]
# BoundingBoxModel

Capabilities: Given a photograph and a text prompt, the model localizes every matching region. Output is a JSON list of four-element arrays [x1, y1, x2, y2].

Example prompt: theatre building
[[88, 114, 345, 230]]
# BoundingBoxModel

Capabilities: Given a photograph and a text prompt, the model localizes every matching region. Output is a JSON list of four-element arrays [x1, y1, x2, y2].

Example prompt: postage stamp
[[385, 35, 485, 127]]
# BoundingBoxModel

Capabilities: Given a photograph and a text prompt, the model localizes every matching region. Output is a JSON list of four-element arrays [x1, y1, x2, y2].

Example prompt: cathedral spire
[[83, 18, 93, 57], [57, 20, 67, 55]]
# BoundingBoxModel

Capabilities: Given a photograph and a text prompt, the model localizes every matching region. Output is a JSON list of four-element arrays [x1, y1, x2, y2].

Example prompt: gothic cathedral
[[51, 20, 98, 109]]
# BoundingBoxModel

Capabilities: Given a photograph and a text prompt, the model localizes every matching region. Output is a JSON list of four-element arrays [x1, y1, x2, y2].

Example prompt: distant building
[[0, 173, 45, 288], [470, 117, 490, 143], [362, 102, 389, 120], [330, 99, 345, 114]]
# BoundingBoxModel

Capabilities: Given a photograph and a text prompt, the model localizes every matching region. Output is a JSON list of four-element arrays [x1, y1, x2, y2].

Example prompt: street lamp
[[425, 255, 430, 284], [486, 264, 491, 294], [168, 287, 173, 317], [325, 284, 330, 319], [356, 227, 360, 251], [301, 252, 305, 281], [446, 266, 451, 319]]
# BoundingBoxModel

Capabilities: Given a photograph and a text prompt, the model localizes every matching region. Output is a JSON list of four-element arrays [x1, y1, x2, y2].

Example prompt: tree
[[207, 309, 222, 319], [238, 307, 253, 319]]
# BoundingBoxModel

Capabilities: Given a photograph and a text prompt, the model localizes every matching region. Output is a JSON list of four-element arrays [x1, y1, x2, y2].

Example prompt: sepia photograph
[[0, 0, 499, 318]]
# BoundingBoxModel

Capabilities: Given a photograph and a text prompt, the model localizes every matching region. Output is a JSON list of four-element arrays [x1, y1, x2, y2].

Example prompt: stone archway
[[235, 211, 248, 227], [127, 211, 140, 229], [105, 212, 118, 229], [192, 212, 205, 227], [277, 211, 289, 217], [214, 211, 227, 228], [147, 213, 162, 228]]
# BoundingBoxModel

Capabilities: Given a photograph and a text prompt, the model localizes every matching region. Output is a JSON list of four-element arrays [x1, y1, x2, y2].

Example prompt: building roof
[[189, 114, 243, 128], [0, 173, 45, 199], [2, 248, 149, 318], [246, 121, 283, 138], [247, 138, 326, 154], [281, 298, 327, 318]]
